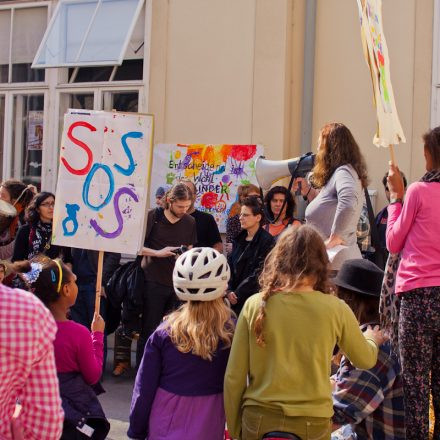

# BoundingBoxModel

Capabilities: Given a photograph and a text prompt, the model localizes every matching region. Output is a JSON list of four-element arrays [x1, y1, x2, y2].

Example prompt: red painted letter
[[61, 121, 96, 175]]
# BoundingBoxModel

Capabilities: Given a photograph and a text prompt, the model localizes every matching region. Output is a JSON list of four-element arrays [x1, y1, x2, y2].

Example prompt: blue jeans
[[69, 282, 108, 372]]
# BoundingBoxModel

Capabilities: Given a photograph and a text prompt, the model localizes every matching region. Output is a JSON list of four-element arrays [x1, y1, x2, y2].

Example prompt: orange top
[[265, 218, 301, 237]]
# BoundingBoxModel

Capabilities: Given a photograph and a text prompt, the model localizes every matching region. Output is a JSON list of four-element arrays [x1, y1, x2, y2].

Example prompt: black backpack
[[105, 208, 161, 333]]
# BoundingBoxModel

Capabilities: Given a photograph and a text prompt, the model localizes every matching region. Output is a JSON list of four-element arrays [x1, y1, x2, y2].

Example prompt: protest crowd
[[1, 121, 440, 440]]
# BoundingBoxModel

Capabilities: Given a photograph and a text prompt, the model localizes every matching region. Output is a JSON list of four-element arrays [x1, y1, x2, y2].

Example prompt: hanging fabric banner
[[150, 143, 264, 233], [357, 0, 406, 147]]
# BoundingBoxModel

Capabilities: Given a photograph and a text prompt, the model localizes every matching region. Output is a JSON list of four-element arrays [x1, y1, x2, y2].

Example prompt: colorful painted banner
[[357, 0, 406, 147], [149, 144, 264, 233], [52, 110, 153, 254]]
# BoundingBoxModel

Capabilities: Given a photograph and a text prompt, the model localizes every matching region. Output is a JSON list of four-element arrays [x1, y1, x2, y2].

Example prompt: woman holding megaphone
[[296, 123, 368, 272]]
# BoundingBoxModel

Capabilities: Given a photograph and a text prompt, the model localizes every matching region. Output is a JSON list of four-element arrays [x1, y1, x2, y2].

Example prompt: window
[[0, 5, 47, 83], [33, 0, 144, 68], [0, 11, 11, 83], [11, 94, 45, 187], [102, 91, 139, 112], [68, 59, 144, 83]]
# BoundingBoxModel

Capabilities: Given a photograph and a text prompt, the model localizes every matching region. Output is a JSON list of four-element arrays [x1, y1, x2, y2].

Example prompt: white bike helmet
[[173, 247, 230, 301]]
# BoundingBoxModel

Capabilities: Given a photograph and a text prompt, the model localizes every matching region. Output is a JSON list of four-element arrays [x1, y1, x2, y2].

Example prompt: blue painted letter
[[82, 163, 114, 211], [113, 131, 142, 176], [62, 204, 80, 236]]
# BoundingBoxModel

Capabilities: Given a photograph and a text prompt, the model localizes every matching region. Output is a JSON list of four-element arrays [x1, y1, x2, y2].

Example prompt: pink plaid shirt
[[0, 284, 64, 440]]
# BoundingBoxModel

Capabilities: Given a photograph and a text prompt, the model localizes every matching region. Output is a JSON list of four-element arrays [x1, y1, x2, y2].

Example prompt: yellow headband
[[53, 259, 63, 293]]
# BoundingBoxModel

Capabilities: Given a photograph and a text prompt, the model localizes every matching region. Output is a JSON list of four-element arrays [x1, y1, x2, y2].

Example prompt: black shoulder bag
[[364, 188, 386, 270]]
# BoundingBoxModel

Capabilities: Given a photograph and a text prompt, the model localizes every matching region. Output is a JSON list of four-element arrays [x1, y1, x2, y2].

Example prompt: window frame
[[1, 89, 49, 185], [0, 1, 51, 85], [0, 0, 152, 191], [32, 0, 145, 69]]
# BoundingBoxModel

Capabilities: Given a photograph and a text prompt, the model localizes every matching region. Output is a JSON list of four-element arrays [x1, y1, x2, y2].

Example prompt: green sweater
[[224, 290, 378, 438]]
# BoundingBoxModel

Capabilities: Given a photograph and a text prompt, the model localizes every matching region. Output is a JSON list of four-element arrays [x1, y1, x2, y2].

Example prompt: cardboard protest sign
[[357, 0, 405, 148], [150, 143, 264, 233], [53, 110, 153, 254]]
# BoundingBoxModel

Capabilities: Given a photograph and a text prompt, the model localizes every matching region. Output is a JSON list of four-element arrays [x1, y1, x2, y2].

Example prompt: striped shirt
[[332, 337, 405, 440]]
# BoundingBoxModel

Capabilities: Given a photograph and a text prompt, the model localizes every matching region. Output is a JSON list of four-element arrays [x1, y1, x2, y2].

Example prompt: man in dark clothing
[[138, 183, 197, 365], [181, 180, 223, 251], [70, 249, 121, 329]]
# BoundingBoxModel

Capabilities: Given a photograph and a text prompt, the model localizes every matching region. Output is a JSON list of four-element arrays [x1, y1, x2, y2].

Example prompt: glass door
[[11, 93, 44, 187]]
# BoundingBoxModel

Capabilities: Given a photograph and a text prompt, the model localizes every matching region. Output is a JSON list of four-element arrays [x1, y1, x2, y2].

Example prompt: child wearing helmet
[[128, 247, 235, 440]]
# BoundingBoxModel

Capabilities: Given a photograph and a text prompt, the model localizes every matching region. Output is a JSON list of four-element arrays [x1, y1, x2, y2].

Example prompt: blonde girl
[[129, 247, 235, 440]]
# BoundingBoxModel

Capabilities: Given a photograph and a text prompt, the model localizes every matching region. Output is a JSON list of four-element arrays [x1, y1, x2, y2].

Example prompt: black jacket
[[227, 227, 275, 314], [12, 223, 71, 262], [70, 249, 121, 287], [58, 372, 110, 440]]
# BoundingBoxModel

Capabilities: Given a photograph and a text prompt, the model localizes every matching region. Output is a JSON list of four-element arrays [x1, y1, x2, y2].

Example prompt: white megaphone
[[255, 152, 315, 190]]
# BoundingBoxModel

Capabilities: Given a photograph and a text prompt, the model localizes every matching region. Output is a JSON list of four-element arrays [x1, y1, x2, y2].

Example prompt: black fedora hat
[[333, 259, 384, 297]]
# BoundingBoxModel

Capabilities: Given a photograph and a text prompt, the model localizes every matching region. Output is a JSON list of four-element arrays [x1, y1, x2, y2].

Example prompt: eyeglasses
[[40, 202, 55, 208]]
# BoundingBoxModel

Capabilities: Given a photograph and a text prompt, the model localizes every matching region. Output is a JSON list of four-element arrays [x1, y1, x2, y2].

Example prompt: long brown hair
[[312, 123, 369, 189], [254, 225, 331, 346], [337, 287, 379, 324], [164, 298, 235, 361], [25, 192, 55, 224]]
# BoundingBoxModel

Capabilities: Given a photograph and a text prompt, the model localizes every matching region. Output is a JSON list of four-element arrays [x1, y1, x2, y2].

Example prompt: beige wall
[[148, 0, 433, 212], [149, 0, 293, 159], [312, 0, 433, 210]]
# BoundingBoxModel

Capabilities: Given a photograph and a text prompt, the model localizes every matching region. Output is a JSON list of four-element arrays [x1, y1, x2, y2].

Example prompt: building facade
[[0, 0, 437, 211]]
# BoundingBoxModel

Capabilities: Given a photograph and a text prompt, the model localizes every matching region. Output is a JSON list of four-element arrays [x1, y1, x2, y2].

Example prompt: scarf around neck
[[28, 220, 52, 259], [420, 169, 440, 183]]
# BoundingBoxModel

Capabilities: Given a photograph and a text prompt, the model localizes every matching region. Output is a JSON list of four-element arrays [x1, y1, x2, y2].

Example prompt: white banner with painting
[[52, 110, 153, 254], [357, 0, 406, 148], [149, 143, 264, 233]]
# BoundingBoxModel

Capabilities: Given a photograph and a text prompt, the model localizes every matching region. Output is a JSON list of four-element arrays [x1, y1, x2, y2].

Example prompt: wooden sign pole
[[389, 144, 396, 165], [95, 250, 104, 314]]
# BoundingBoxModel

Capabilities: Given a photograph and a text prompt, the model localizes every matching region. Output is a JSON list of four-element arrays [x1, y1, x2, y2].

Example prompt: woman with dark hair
[[226, 196, 274, 315], [386, 126, 440, 438], [0, 179, 35, 260], [226, 184, 260, 252], [298, 123, 369, 271], [263, 185, 301, 237], [12, 192, 68, 262], [224, 226, 386, 440]]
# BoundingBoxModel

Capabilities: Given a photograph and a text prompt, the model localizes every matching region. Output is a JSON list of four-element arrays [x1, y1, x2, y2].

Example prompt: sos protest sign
[[53, 110, 153, 254], [149, 143, 263, 233]]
